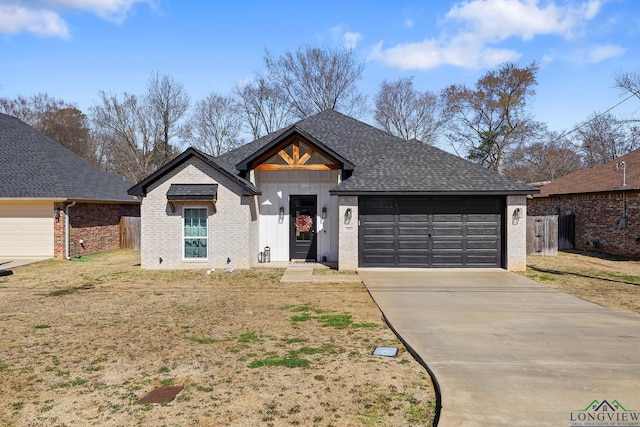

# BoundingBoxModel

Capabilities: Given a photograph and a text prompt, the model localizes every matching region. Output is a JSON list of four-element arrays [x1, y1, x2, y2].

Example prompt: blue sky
[[1, 0, 639, 145]]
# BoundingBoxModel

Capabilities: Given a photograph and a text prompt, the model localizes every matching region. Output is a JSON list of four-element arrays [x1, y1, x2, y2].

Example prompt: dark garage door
[[359, 196, 503, 268]]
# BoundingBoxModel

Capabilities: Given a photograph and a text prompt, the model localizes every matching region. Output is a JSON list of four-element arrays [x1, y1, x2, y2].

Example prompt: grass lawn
[[520, 250, 640, 314], [0, 250, 435, 426]]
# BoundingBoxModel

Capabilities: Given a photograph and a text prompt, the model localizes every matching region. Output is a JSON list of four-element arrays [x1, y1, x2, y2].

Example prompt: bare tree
[[91, 91, 155, 183], [145, 72, 190, 166], [442, 62, 540, 172], [616, 72, 640, 102], [264, 46, 366, 118], [184, 93, 242, 156], [503, 130, 582, 182], [234, 75, 293, 139], [374, 77, 442, 144], [0, 93, 97, 165], [576, 112, 636, 167]]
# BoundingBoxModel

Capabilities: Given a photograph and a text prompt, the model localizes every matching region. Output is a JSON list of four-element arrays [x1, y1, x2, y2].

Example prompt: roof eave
[[329, 189, 539, 196], [235, 125, 356, 172], [127, 147, 260, 197], [537, 186, 640, 198]]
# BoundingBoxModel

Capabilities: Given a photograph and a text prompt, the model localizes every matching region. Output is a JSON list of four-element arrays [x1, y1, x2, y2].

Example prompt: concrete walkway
[[280, 263, 362, 284], [358, 269, 640, 427]]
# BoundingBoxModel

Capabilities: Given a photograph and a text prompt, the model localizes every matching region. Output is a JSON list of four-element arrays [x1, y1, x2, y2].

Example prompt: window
[[183, 208, 207, 259]]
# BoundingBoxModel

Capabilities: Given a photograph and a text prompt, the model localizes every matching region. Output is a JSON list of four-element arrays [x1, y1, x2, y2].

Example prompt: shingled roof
[[535, 148, 640, 197], [216, 109, 537, 195], [0, 113, 137, 202]]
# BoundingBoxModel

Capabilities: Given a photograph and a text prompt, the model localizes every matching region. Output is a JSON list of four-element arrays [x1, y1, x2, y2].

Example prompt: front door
[[290, 195, 317, 261]]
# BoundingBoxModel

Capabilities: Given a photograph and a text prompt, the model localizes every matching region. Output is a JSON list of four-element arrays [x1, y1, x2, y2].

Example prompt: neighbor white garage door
[[0, 201, 54, 257]]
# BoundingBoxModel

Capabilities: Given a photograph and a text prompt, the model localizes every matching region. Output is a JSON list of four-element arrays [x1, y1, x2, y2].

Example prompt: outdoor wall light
[[512, 207, 522, 224], [344, 208, 352, 225], [278, 207, 285, 224], [321, 207, 327, 220], [54, 207, 62, 221]]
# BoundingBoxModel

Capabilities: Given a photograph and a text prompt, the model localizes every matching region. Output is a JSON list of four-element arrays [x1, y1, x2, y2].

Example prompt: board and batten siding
[[0, 200, 54, 257], [255, 170, 339, 262]]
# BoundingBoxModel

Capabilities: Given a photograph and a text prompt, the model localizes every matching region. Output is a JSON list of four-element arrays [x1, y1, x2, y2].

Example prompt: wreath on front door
[[295, 215, 313, 232]]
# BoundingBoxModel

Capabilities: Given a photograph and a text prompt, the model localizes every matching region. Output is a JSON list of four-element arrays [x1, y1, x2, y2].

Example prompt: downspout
[[65, 201, 77, 260]]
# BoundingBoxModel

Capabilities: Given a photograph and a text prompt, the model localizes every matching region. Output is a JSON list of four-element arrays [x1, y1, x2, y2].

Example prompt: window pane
[[184, 208, 207, 258]]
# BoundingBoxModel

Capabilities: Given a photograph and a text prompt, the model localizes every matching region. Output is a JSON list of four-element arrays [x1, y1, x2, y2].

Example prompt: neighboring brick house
[[130, 110, 537, 271], [0, 113, 140, 260], [528, 148, 640, 257]]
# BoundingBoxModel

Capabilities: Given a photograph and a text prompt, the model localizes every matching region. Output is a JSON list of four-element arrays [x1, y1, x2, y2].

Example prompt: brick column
[[337, 195, 358, 271], [506, 195, 527, 271]]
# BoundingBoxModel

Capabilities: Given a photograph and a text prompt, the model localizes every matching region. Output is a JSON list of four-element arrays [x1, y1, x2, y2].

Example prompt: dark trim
[[166, 184, 218, 200], [128, 147, 260, 197], [535, 187, 640, 198], [330, 190, 538, 196], [235, 126, 356, 172]]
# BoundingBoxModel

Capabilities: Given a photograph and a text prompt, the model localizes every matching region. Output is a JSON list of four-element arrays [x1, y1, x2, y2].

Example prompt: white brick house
[[128, 110, 536, 271]]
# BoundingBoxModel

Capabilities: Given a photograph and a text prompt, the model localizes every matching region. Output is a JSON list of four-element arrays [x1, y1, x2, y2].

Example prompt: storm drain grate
[[138, 386, 184, 404], [372, 346, 399, 357]]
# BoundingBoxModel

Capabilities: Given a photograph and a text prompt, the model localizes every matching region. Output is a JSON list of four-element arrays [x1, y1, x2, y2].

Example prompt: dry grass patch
[[520, 250, 640, 314], [0, 250, 435, 426]]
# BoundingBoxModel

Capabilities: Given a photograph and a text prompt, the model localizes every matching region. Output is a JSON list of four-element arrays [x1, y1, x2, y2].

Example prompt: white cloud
[[405, 18, 414, 28], [445, 0, 602, 41], [343, 31, 362, 49], [45, 0, 153, 23], [329, 25, 362, 49], [0, 0, 152, 37], [0, 5, 69, 38], [585, 43, 626, 63], [372, 0, 604, 70]]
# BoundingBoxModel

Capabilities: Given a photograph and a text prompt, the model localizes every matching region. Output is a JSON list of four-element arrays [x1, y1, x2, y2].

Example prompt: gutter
[[65, 201, 77, 260]]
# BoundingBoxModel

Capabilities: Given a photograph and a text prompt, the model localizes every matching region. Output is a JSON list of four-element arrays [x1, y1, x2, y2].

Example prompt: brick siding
[[53, 202, 140, 259], [528, 191, 640, 257], [337, 195, 358, 271], [140, 157, 257, 269], [506, 195, 527, 271]]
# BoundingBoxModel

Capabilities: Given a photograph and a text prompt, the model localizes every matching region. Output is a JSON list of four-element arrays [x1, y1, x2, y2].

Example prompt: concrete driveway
[[358, 269, 640, 427], [0, 257, 50, 270]]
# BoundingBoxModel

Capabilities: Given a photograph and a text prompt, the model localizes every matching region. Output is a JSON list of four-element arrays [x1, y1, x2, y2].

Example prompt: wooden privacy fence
[[527, 215, 558, 256], [120, 216, 141, 250]]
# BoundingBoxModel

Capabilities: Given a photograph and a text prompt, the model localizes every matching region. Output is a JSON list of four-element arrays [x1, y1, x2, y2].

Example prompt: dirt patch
[[520, 250, 640, 314], [0, 250, 435, 426]]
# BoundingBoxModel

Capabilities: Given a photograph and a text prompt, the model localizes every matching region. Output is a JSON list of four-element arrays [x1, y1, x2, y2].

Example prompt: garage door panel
[[466, 255, 500, 266], [398, 256, 430, 265], [467, 240, 499, 250], [467, 227, 499, 236], [359, 196, 503, 268], [398, 226, 429, 236], [363, 225, 395, 236], [467, 214, 499, 222], [398, 240, 428, 250], [432, 240, 464, 250], [0, 201, 54, 257], [398, 214, 429, 222], [362, 255, 397, 265], [433, 227, 464, 237], [433, 214, 464, 222], [362, 240, 395, 250]]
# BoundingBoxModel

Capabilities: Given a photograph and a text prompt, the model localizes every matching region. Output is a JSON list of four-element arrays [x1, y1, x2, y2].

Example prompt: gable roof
[[235, 125, 356, 173], [535, 148, 640, 197], [0, 113, 137, 202], [217, 110, 537, 196], [127, 147, 260, 197]]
